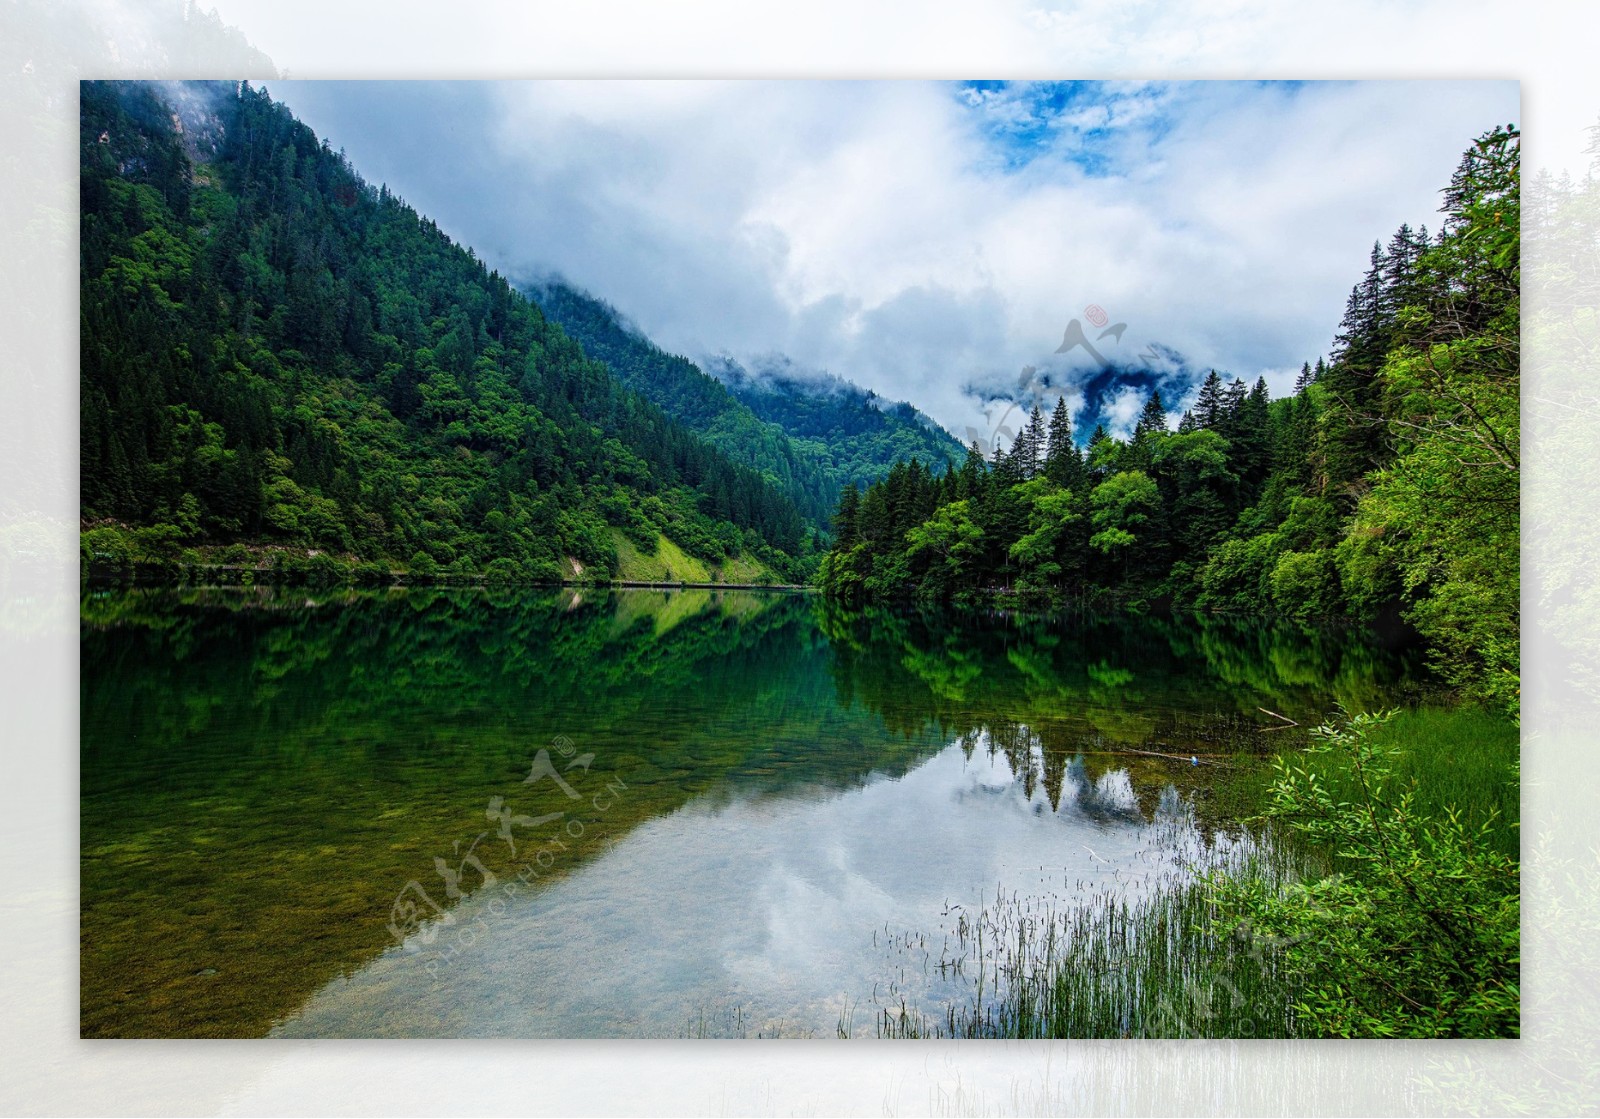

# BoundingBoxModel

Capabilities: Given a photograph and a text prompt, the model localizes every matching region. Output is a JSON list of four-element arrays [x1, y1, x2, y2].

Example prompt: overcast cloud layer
[[263, 79, 1518, 441]]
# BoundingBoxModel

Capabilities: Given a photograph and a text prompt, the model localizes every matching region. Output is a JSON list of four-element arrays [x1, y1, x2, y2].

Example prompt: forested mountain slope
[[529, 280, 965, 523], [80, 81, 809, 584], [708, 354, 967, 490]]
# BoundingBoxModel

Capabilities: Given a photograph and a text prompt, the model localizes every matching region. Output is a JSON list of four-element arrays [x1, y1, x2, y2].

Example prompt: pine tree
[[1134, 389, 1167, 439], [1085, 423, 1115, 484], [958, 440, 987, 500], [1233, 377, 1272, 503], [1022, 403, 1047, 480], [1045, 397, 1085, 492], [1321, 242, 1397, 504], [1045, 396, 1073, 467], [1221, 377, 1249, 431], [1193, 371, 1225, 429]]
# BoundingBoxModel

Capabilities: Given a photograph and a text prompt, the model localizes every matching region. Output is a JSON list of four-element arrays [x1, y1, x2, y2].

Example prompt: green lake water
[[79, 586, 1427, 1038]]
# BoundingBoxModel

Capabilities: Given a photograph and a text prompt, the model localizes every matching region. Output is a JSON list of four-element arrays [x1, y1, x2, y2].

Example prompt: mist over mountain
[[705, 353, 964, 461], [528, 279, 965, 516], [963, 333, 1218, 448]]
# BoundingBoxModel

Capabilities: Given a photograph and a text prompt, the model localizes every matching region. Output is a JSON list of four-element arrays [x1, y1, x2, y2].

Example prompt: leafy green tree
[[1089, 470, 1159, 577], [907, 499, 985, 595], [1007, 479, 1081, 589]]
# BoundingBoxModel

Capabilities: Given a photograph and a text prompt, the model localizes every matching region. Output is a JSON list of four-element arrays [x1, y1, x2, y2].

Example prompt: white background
[[1, 1, 1595, 1114]]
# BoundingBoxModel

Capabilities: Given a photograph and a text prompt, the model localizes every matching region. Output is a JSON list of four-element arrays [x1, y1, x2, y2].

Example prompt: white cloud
[[262, 78, 1518, 439]]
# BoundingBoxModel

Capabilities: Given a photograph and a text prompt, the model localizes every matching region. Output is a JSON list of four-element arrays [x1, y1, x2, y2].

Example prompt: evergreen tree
[[1192, 371, 1226, 429], [1084, 423, 1115, 484], [1021, 403, 1047, 480], [1044, 396, 1075, 477], [1134, 389, 1167, 439], [957, 440, 988, 500], [833, 483, 861, 546]]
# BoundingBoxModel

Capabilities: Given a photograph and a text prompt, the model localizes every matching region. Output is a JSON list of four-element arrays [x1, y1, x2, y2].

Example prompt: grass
[[610, 530, 777, 585], [877, 824, 1301, 1039], [611, 531, 714, 583], [1365, 704, 1520, 857], [885, 701, 1520, 1039]]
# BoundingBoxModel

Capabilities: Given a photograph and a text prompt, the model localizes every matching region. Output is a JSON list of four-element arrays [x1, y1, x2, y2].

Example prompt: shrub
[[1210, 710, 1519, 1038], [1269, 549, 1341, 621], [1197, 533, 1282, 613], [408, 550, 440, 582]]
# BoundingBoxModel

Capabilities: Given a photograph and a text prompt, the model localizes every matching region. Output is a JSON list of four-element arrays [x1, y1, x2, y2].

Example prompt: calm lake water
[[80, 587, 1426, 1037]]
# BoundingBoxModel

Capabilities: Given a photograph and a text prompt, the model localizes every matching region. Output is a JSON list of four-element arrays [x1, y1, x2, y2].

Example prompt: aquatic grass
[[1211, 710, 1520, 1038], [878, 823, 1302, 1039], [1367, 704, 1519, 856]]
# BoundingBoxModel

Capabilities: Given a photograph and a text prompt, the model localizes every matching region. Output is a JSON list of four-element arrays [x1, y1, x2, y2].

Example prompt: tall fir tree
[[1192, 371, 1226, 429]]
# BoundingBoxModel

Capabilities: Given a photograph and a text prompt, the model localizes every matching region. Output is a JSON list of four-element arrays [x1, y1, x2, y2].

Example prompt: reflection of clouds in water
[[274, 735, 1226, 1038]]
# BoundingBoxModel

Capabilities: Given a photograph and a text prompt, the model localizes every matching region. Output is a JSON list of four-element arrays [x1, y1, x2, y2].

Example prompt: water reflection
[[273, 735, 1225, 1039], [80, 588, 1425, 1037]]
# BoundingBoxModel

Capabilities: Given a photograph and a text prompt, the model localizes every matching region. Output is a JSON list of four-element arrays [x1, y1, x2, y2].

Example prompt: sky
[[263, 79, 1519, 443]]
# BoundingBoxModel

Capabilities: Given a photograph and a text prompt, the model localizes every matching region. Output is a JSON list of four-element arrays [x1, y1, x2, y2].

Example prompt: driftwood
[[1257, 706, 1301, 730]]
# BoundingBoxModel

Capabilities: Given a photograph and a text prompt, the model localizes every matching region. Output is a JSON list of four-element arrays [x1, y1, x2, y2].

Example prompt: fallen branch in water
[[1103, 746, 1238, 766], [1257, 707, 1300, 730]]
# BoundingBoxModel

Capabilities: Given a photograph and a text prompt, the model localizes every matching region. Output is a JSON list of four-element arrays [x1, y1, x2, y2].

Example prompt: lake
[[79, 586, 1426, 1038]]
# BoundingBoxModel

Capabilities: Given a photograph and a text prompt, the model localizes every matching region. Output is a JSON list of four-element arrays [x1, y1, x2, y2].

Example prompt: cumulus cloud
[[261, 79, 1517, 439]]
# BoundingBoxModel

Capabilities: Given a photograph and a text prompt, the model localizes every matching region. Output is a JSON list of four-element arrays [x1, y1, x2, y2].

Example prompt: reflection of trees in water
[[80, 587, 944, 1038], [82, 587, 814, 785], [817, 600, 1427, 761], [956, 715, 1151, 822]]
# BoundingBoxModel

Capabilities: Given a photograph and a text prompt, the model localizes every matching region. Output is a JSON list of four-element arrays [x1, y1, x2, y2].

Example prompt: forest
[[818, 125, 1520, 715], [75, 78, 1527, 1043], [79, 80, 815, 586], [528, 281, 964, 527]]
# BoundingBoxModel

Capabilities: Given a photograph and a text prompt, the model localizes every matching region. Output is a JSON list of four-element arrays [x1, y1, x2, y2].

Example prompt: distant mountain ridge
[[704, 353, 967, 483], [526, 279, 966, 523]]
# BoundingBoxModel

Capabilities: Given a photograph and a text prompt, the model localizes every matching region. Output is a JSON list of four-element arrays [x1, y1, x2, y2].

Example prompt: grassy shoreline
[[887, 702, 1519, 1040]]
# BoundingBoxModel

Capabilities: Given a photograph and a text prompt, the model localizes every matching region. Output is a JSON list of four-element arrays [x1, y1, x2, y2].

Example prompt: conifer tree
[[1021, 403, 1047, 480], [833, 483, 861, 546], [1192, 371, 1225, 429], [1134, 389, 1167, 439]]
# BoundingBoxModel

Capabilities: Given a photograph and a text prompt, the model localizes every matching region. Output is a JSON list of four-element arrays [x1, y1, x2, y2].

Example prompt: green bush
[[1211, 710, 1519, 1038], [269, 550, 349, 586], [81, 527, 135, 574], [351, 560, 391, 586], [1197, 532, 1282, 613], [1269, 549, 1341, 621], [407, 551, 440, 582], [482, 556, 525, 585], [1334, 528, 1402, 619]]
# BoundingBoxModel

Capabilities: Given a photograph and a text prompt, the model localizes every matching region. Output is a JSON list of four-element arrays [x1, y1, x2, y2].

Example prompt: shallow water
[[79, 587, 1425, 1037]]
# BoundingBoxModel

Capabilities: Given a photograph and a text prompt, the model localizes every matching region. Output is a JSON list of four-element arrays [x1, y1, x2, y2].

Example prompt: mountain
[[79, 80, 809, 584], [524, 279, 838, 526], [964, 341, 1202, 447], [706, 354, 968, 486], [526, 280, 966, 523]]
